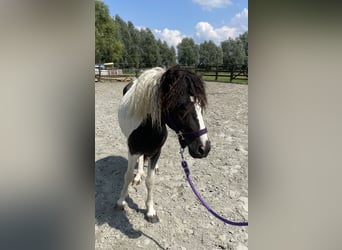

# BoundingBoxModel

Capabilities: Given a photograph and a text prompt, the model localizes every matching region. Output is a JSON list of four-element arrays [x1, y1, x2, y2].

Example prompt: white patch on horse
[[190, 96, 209, 146], [145, 159, 156, 218], [118, 67, 165, 137]]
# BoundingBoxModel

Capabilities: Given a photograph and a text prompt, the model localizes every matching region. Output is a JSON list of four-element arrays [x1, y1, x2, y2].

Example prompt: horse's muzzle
[[189, 140, 211, 158]]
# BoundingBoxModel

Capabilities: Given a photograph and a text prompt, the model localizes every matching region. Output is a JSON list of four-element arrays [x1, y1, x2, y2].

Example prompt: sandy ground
[[95, 80, 248, 250]]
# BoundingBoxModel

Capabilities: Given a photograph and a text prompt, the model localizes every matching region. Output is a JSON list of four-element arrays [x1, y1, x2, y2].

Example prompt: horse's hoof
[[145, 214, 159, 223], [114, 204, 125, 211]]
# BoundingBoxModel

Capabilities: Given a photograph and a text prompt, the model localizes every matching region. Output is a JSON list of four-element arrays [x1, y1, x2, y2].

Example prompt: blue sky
[[103, 0, 248, 47]]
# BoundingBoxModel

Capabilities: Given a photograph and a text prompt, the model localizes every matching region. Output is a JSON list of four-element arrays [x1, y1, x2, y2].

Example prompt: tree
[[238, 31, 248, 76], [114, 15, 132, 67], [177, 38, 199, 66], [169, 46, 177, 66], [112, 14, 177, 69], [95, 3, 248, 75], [198, 40, 223, 69], [136, 28, 161, 68], [157, 40, 176, 67], [127, 21, 142, 68], [95, 0, 123, 63], [221, 37, 246, 82]]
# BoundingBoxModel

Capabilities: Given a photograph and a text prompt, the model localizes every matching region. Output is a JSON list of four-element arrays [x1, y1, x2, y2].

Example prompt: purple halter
[[163, 114, 208, 148], [177, 128, 208, 140]]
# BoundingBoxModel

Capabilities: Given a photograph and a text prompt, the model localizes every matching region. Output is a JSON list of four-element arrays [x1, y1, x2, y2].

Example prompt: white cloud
[[153, 28, 185, 47], [193, 0, 232, 10], [152, 9, 248, 46], [195, 22, 237, 44], [195, 8, 248, 44], [231, 8, 248, 31]]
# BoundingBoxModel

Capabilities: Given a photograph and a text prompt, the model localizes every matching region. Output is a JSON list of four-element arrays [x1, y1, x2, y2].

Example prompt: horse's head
[[159, 66, 211, 158]]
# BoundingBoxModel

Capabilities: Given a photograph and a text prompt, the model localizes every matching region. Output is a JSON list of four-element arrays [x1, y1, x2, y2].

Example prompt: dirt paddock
[[95, 80, 248, 250]]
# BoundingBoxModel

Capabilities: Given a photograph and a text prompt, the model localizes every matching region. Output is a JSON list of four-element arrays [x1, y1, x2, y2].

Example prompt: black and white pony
[[116, 65, 211, 223]]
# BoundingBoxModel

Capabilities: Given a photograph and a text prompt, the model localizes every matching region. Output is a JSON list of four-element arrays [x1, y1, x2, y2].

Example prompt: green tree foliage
[[221, 34, 247, 81], [139, 28, 161, 68], [95, 0, 123, 63], [113, 17, 144, 68], [239, 31, 248, 66], [177, 38, 199, 66], [198, 40, 223, 69], [157, 40, 176, 68], [238, 31, 248, 76], [221, 38, 245, 66], [95, 1, 247, 72], [127, 21, 142, 68], [114, 15, 131, 67], [113, 16, 176, 68]]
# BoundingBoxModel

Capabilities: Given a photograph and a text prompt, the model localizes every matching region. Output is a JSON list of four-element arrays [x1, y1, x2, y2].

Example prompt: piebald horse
[[116, 65, 211, 222]]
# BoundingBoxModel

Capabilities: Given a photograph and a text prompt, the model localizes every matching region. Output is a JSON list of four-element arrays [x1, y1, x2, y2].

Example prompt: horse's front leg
[[145, 151, 161, 223], [115, 153, 140, 210]]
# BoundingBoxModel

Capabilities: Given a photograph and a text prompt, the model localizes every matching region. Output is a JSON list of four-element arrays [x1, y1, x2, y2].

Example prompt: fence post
[[215, 65, 218, 81], [98, 66, 101, 81]]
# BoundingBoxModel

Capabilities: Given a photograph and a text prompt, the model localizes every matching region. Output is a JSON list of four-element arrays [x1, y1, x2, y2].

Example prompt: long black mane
[[158, 65, 207, 114]]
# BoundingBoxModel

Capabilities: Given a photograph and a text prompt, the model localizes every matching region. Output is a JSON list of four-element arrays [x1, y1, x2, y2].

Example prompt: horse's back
[[118, 92, 140, 138]]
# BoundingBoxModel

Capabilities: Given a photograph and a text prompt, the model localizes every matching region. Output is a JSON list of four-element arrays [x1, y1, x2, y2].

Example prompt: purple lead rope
[[181, 157, 248, 226]]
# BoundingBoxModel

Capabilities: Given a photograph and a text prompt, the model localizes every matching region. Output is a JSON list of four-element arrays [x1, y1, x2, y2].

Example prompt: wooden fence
[[188, 65, 248, 83], [95, 65, 248, 83], [95, 67, 135, 82]]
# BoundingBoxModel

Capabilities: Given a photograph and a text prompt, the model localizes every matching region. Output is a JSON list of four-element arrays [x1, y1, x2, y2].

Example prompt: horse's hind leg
[[145, 151, 161, 223], [132, 155, 145, 190], [115, 153, 140, 210]]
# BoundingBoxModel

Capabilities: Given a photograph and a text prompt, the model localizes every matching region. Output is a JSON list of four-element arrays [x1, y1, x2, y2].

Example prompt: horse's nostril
[[198, 145, 205, 155]]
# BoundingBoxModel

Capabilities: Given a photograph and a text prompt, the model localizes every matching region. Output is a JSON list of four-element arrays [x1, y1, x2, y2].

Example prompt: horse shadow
[[95, 155, 166, 249], [95, 155, 144, 238]]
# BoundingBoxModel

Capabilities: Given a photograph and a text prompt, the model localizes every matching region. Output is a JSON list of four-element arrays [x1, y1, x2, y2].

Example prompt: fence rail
[[95, 65, 248, 84], [186, 65, 248, 83]]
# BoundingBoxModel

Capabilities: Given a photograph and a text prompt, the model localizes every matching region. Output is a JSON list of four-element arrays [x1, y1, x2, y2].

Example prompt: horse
[[115, 65, 211, 223]]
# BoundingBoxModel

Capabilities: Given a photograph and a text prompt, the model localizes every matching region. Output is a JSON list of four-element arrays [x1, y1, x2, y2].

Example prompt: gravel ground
[[95, 80, 248, 250]]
